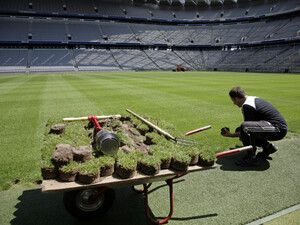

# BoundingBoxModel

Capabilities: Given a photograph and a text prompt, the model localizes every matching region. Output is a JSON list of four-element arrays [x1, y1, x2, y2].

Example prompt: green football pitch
[[0, 71, 299, 224]]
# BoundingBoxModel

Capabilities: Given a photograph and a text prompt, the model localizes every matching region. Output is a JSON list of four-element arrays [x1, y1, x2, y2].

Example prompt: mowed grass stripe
[[38, 74, 101, 120], [65, 72, 228, 121], [0, 75, 48, 190]]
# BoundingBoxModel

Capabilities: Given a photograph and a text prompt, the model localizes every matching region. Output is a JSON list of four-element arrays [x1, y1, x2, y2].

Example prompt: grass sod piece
[[58, 161, 79, 182], [115, 157, 137, 179], [128, 150, 145, 169], [146, 131, 174, 148], [78, 159, 100, 184], [152, 149, 172, 169], [130, 117, 150, 135], [140, 155, 161, 175], [180, 145, 200, 165], [40, 158, 58, 179], [116, 129, 132, 147], [171, 150, 191, 172], [198, 146, 217, 167], [97, 155, 115, 176]]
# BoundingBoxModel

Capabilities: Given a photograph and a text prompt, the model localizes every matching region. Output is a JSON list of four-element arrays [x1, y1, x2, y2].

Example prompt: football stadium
[[0, 0, 299, 224]]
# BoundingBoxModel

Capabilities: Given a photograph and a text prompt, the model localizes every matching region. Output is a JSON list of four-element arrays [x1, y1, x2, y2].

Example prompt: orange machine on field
[[173, 64, 187, 72]]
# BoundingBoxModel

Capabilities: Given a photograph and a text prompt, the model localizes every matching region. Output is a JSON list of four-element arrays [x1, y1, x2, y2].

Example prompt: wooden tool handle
[[216, 145, 253, 158], [126, 109, 175, 140], [184, 125, 211, 136], [63, 115, 121, 122]]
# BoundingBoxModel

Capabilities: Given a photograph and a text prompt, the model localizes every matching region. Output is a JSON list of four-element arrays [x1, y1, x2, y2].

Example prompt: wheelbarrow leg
[[143, 179, 174, 224]]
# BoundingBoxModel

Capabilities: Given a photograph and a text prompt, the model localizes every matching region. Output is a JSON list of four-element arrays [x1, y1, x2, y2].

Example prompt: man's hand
[[221, 127, 230, 136], [221, 127, 241, 138]]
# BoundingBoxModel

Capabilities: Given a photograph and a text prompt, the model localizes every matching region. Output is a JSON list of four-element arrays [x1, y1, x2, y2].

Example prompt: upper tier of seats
[[1, 0, 299, 22]]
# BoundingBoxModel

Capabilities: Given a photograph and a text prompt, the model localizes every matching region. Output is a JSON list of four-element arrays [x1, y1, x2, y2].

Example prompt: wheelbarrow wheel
[[63, 188, 115, 219]]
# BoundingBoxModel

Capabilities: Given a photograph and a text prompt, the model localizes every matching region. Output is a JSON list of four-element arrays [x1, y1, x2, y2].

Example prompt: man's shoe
[[265, 143, 278, 154], [258, 143, 278, 159], [236, 156, 259, 167]]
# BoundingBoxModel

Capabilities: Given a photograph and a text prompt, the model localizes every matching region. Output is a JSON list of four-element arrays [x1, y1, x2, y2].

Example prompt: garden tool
[[184, 125, 211, 136], [126, 109, 195, 146], [216, 145, 253, 158]]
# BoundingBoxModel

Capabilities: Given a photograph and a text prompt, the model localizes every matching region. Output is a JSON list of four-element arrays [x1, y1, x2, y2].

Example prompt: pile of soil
[[100, 117, 151, 155]]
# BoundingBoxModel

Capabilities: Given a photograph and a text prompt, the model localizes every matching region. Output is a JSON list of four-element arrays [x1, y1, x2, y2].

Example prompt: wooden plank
[[42, 164, 217, 193]]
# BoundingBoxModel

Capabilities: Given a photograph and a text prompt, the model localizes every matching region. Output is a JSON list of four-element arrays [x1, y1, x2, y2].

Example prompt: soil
[[171, 158, 189, 172], [11, 179, 20, 185], [51, 144, 74, 167], [73, 145, 92, 162], [161, 158, 172, 169], [100, 164, 114, 176], [78, 173, 100, 184], [198, 156, 215, 167], [41, 167, 58, 179], [95, 117, 151, 155], [141, 163, 161, 175], [59, 169, 78, 182], [189, 153, 199, 165], [115, 164, 136, 179], [118, 122, 150, 154], [50, 124, 66, 134]]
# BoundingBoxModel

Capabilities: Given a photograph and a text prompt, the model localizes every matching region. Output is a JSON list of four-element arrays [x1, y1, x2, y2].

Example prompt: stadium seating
[[0, 0, 299, 73], [0, 49, 28, 73], [29, 48, 74, 72], [74, 49, 120, 71]]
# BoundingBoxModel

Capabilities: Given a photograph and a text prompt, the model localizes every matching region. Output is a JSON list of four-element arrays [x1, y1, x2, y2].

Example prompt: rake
[[126, 109, 195, 146]]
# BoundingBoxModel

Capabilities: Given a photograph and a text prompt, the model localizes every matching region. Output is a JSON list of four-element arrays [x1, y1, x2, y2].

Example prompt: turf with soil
[[41, 114, 216, 183]]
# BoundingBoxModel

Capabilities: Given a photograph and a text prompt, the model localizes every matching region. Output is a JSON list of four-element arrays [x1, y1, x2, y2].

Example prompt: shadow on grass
[[148, 178, 185, 194], [216, 152, 270, 171], [159, 213, 218, 221], [11, 179, 214, 225]]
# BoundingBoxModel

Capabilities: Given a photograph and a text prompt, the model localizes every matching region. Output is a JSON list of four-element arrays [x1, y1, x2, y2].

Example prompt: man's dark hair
[[229, 87, 247, 99]]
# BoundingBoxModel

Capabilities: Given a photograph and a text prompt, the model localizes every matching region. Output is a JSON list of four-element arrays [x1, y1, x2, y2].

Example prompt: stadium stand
[[0, 48, 28, 73], [74, 48, 120, 71], [29, 48, 74, 72], [0, 0, 299, 73]]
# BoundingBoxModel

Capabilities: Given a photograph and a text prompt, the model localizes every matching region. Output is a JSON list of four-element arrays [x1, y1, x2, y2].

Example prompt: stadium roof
[[134, 0, 242, 6]]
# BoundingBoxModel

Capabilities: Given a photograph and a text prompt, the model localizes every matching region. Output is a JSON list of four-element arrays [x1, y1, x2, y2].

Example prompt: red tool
[[216, 145, 253, 158], [88, 115, 103, 132], [184, 125, 211, 136]]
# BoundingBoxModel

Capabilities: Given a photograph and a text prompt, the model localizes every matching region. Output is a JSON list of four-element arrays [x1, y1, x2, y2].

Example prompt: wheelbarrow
[[41, 164, 216, 224]]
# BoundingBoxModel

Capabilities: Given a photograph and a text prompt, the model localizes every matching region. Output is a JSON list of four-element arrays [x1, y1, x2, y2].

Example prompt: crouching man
[[221, 87, 287, 166]]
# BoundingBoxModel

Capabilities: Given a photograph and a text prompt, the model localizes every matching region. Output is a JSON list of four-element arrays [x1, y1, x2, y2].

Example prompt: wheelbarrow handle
[[216, 145, 253, 158], [184, 125, 211, 136]]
